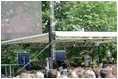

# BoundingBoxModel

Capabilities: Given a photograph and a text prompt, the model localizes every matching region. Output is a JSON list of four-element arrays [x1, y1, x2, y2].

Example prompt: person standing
[[80, 49, 93, 67], [64, 56, 70, 68], [7, 2, 32, 39], [107, 50, 112, 64], [84, 52, 91, 67], [57, 56, 65, 71]]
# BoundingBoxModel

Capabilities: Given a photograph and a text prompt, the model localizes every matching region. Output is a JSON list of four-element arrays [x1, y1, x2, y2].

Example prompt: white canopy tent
[[1, 31, 117, 45]]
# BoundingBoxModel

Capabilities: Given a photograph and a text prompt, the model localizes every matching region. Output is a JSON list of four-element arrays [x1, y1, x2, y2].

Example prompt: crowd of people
[[11, 64, 117, 78], [1, 49, 116, 78]]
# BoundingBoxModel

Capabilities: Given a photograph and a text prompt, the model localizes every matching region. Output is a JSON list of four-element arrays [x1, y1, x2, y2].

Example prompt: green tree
[[54, 1, 117, 32]]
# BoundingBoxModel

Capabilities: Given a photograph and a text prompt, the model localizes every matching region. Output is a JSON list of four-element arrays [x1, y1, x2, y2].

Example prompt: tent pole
[[49, 1, 55, 69]]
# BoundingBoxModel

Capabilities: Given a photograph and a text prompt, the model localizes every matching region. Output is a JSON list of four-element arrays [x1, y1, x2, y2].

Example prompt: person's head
[[36, 71, 44, 78], [108, 50, 110, 53], [76, 70, 85, 78], [60, 71, 68, 76], [84, 70, 96, 78], [20, 72, 31, 78], [106, 66, 112, 74], [16, 6, 23, 14], [69, 70, 78, 78], [67, 68, 72, 73], [13, 2, 24, 15], [102, 64, 108, 68], [100, 69, 110, 78], [73, 68, 79, 72], [57, 75, 68, 78], [29, 74, 34, 78], [112, 65, 117, 77], [33, 71, 44, 78], [48, 69, 58, 78]]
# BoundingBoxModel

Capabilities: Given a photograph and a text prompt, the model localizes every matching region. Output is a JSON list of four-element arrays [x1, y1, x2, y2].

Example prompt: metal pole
[[5, 66, 7, 76], [49, 1, 55, 69], [50, 1, 55, 60], [50, 1, 55, 31], [12, 66, 14, 75], [9, 65, 11, 78]]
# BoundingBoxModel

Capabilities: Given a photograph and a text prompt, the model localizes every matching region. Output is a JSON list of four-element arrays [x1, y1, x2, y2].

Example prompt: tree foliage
[[54, 1, 117, 32]]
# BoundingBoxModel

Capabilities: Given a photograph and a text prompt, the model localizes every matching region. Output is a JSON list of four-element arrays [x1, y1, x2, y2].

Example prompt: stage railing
[[1, 64, 24, 78]]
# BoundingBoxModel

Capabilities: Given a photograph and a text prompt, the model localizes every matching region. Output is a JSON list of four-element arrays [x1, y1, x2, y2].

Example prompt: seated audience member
[[84, 70, 96, 78], [93, 69, 99, 78], [44, 69, 48, 78], [76, 70, 85, 78], [20, 72, 31, 78], [60, 71, 68, 76], [106, 66, 116, 78], [47, 69, 58, 78], [112, 65, 117, 77], [96, 68, 102, 78], [100, 69, 110, 78], [33, 71, 44, 78], [18, 62, 117, 78], [69, 70, 78, 78], [57, 57, 64, 67], [57, 75, 68, 78], [73, 68, 79, 72], [102, 64, 109, 68], [14, 75, 20, 78], [64, 56, 71, 68], [79, 68, 85, 73], [29, 74, 35, 78]]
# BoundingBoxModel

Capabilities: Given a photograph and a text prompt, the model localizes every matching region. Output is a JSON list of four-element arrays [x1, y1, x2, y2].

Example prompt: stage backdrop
[[1, 1, 42, 40]]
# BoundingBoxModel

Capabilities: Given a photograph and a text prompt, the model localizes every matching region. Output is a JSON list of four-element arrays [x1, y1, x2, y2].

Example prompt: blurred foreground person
[[112, 64, 117, 77], [20, 72, 31, 78], [107, 50, 112, 64], [47, 69, 58, 78], [57, 75, 68, 78], [100, 69, 110, 78], [106, 66, 116, 78], [69, 70, 78, 78], [57, 56, 67, 71], [84, 70, 96, 78], [33, 71, 44, 78]]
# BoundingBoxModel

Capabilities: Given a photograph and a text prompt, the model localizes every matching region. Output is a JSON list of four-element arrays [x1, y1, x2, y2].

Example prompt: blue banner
[[55, 50, 65, 64], [18, 52, 30, 71]]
